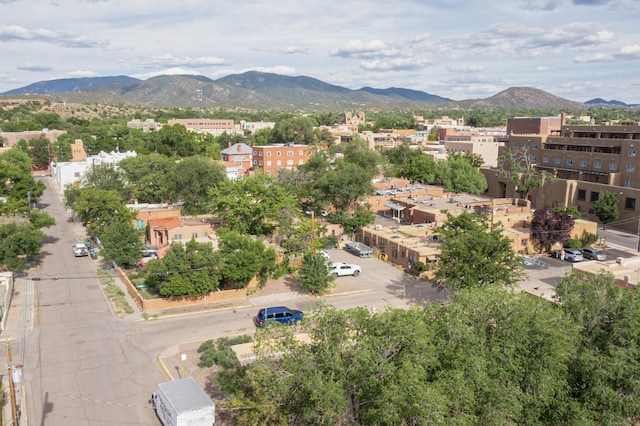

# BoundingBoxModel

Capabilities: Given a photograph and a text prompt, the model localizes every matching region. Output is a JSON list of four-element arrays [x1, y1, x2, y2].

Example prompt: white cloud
[[0, 25, 108, 48], [360, 58, 434, 72], [128, 54, 229, 69], [447, 65, 484, 73], [329, 40, 397, 59], [67, 70, 99, 77]]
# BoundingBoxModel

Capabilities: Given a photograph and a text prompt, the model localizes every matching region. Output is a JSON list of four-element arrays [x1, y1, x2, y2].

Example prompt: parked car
[[581, 247, 606, 261], [563, 249, 584, 262], [330, 262, 361, 277], [319, 250, 330, 260], [254, 306, 304, 327], [72, 243, 88, 257]]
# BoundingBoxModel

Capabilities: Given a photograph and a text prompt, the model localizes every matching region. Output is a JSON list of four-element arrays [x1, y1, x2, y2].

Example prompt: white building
[[51, 150, 137, 190]]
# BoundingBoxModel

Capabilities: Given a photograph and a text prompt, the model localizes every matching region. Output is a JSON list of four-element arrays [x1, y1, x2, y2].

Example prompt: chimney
[[228, 142, 232, 148], [237, 144, 241, 152]]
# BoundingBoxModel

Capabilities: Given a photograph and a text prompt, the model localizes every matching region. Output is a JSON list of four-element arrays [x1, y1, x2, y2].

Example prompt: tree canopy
[[432, 211, 525, 290], [592, 191, 620, 229], [530, 208, 575, 251]]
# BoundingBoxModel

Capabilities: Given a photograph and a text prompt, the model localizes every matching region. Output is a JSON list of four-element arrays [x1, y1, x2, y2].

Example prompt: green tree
[[555, 271, 640, 423], [27, 134, 51, 169], [217, 228, 278, 288], [0, 149, 46, 214], [118, 153, 175, 203], [81, 163, 129, 200], [99, 221, 145, 266], [209, 173, 298, 236], [0, 222, 47, 270], [332, 205, 375, 235], [530, 208, 575, 252], [433, 211, 525, 290], [592, 191, 620, 229], [298, 252, 333, 294], [553, 205, 585, 219], [166, 156, 226, 215], [73, 188, 137, 238], [144, 239, 221, 297], [498, 147, 553, 199], [435, 155, 487, 194], [399, 152, 437, 184], [314, 160, 374, 212], [270, 117, 318, 145]]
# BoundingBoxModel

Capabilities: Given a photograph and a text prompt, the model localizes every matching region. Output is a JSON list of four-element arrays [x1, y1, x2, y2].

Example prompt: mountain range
[[2, 72, 637, 111]]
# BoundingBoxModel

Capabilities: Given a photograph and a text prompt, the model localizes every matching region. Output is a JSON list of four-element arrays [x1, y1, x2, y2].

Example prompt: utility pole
[[5, 341, 19, 425], [490, 198, 495, 232], [311, 211, 316, 256], [636, 217, 640, 253]]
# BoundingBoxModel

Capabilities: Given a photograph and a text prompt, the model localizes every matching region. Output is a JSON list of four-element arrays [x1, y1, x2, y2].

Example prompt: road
[[6, 177, 165, 426]]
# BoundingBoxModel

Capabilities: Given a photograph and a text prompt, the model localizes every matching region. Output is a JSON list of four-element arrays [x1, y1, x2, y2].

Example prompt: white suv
[[330, 262, 361, 277]]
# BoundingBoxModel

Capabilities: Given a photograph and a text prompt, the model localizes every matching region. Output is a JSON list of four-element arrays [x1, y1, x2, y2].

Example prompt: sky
[[1, 0, 639, 103]]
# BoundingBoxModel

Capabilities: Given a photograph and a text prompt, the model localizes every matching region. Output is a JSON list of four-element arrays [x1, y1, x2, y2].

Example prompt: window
[[609, 163, 617, 170], [590, 191, 599, 202], [625, 180, 633, 188], [391, 248, 398, 257], [259, 161, 263, 166], [277, 160, 282, 166], [298, 159, 304, 165], [542, 156, 549, 163], [259, 151, 263, 157], [531, 156, 537, 162], [192, 233, 198, 238], [276, 151, 281, 156], [267, 161, 271, 166], [532, 144, 538, 150], [287, 160, 294, 166], [253, 160, 257, 166], [567, 159, 574, 166], [630, 150, 636, 157], [627, 165, 635, 172], [172, 234, 182, 241], [625, 198, 636, 210], [594, 161, 601, 169], [136, 219, 144, 229], [287, 150, 293, 156], [511, 143, 517, 149], [580, 160, 587, 167], [299, 150, 304, 155], [521, 239, 528, 247], [577, 189, 586, 201], [522, 144, 528, 150], [554, 157, 561, 165], [252, 150, 257, 156], [266, 151, 271, 157]]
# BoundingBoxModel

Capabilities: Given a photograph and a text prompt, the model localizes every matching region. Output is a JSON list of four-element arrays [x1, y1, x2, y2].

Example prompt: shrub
[[565, 238, 582, 248], [197, 336, 252, 369], [580, 230, 598, 247]]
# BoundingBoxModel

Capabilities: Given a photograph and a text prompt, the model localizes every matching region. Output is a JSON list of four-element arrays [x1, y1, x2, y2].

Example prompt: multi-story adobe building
[[127, 118, 163, 132], [484, 115, 640, 233], [167, 118, 241, 137], [251, 143, 314, 175]]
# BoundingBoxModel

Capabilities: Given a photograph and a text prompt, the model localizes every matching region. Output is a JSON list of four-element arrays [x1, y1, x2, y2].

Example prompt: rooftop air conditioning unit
[[375, 224, 383, 230]]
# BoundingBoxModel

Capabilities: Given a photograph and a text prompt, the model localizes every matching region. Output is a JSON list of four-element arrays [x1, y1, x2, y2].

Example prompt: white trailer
[[151, 377, 215, 426]]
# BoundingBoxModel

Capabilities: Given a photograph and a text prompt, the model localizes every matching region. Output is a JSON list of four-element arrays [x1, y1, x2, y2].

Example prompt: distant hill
[[3, 76, 140, 95], [454, 87, 586, 110], [585, 98, 637, 107], [3, 72, 631, 111]]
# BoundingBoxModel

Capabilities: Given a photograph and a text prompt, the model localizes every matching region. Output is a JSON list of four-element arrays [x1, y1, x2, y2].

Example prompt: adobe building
[[485, 116, 640, 233]]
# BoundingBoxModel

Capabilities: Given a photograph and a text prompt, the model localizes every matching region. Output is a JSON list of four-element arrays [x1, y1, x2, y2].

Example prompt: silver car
[[581, 248, 606, 261], [563, 249, 584, 262]]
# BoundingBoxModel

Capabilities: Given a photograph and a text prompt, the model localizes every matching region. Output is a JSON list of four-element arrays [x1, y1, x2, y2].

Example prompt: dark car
[[255, 306, 304, 327], [581, 247, 606, 261]]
